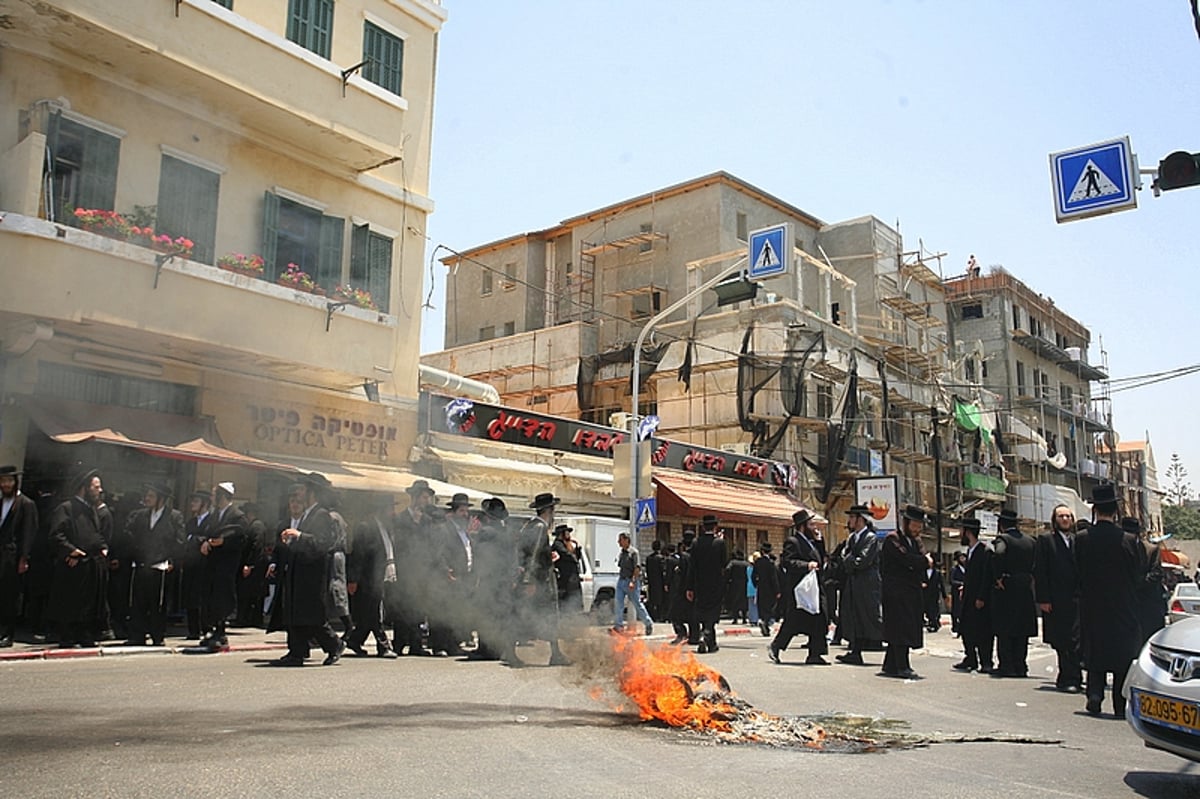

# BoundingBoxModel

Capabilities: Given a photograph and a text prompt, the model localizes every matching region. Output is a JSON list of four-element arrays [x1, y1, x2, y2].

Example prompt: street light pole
[[628, 256, 749, 542]]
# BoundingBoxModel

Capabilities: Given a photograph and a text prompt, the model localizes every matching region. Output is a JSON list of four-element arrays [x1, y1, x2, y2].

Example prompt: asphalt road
[[1, 628, 1198, 798]]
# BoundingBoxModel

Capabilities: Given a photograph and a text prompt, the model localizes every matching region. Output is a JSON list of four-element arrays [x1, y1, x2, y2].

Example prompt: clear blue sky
[[421, 1, 1200, 489]]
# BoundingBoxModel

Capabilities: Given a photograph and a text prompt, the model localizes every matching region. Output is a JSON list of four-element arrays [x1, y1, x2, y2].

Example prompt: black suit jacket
[[1033, 531, 1078, 646], [2, 492, 38, 564]]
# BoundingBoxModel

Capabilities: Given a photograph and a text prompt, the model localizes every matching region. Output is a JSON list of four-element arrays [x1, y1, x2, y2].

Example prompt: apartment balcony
[[1011, 331, 1108, 381], [3, 0, 407, 172], [1, 213, 395, 388]]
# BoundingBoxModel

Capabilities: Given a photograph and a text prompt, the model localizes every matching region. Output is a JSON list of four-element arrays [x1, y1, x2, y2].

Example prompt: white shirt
[[149, 506, 164, 529]]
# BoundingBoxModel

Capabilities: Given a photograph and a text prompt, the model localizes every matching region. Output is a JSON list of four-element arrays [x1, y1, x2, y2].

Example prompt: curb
[[0, 642, 287, 662]]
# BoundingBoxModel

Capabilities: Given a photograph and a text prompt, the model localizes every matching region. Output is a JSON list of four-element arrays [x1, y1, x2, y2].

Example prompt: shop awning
[[653, 471, 808, 526], [256, 454, 490, 501], [23, 397, 298, 472], [425, 446, 619, 513]]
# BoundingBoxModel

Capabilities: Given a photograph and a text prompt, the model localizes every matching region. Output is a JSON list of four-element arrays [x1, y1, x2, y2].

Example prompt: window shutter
[[350, 222, 369, 285], [367, 232, 392, 313], [317, 214, 344, 289], [45, 111, 62, 220], [261, 191, 279, 280], [79, 126, 120, 211], [157, 156, 219, 264]]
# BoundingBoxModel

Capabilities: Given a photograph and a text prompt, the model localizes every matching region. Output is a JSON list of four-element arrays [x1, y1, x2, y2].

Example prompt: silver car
[[1125, 616, 1200, 763], [1169, 582, 1200, 625]]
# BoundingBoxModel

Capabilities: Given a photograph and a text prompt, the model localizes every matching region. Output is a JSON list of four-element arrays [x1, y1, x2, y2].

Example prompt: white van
[[558, 515, 627, 620]]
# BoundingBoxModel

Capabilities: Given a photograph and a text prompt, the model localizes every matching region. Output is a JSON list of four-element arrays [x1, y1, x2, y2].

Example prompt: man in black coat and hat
[[837, 504, 883, 666], [752, 541, 780, 636], [198, 482, 247, 650], [879, 505, 929, 679], [990, 507, 1037, 678], [1034, 504, 1082, 692], [0, 465, 38, 647], [47, 468, 108, 648], [686, 514, 727, 654], [953, 517, 994, 673], [390, 479, 436, 656], [1075, 483, 1142, 718], [644, 540, 667, 623], [123, 481, 184, 646], [514, 492, 571, 667], [269, 474, 344, 666], [470, 497, 515, 661], [768, 509, 829, 665], [667, 535, 696, 645], [179, 489, 211, 640], [344, 493, 399, 658]]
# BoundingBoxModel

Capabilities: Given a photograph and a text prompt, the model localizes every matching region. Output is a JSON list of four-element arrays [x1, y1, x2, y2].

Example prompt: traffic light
[[1156, 150, 1200, 192]]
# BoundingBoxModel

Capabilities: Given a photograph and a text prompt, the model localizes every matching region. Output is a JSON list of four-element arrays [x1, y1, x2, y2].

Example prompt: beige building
[[0, 0, 447, 513], [425, 172, 954, 551]]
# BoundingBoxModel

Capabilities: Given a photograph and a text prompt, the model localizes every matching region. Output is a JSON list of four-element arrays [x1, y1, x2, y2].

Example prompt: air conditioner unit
[[609, 412, 631, 430], [720, 443, 751, 456]]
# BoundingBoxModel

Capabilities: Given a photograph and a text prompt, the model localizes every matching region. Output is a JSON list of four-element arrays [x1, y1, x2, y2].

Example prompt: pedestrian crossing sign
[[1049, 136, 1137, 223], [635, 497, 657, 529], [748, 223, 791, 280]]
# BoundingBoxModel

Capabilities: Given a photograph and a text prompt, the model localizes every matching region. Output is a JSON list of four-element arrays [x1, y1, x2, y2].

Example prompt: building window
[[736, 212, 748, 242], [1016, 361, 1027, 396], [362, 20, 404, 96], [48, 112, 120, 222], [656, 521, 672, 545], [156, 155, 219, 265], [965, 357, 977, 382], [503, 262, 517, 289], [730, 528, 748, 557], [631, 290, 661, 320], [287, 0, 334, 59], [502, 321, 515, 337], [261, 191, 343, 285], [38, 363, 196, 416], [481, 270, 493, 296], [479, 325, 495, 341], [210, 0, 233, 8], [1012, 304, 1022, 332], [639, 222, 654, 253], [815, 381, 833, 419], [962, 302, 983, 320], [350, 223, 391, 312], [981, 359, 988, 379]]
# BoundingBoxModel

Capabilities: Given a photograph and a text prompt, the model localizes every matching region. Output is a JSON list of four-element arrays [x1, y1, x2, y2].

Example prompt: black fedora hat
[[406, 479, 436, 498], [792, 509, 814, 527], [301, 472, 332, 490], [847, 503, 870, 516], [1089, 483, 1118, 505], [529, 492, 561, 511], [447, 492, 471, 510], [1120, 516, 1143, 535], [760, 541, 773, 552], [700, 513, 720, 529], [902, 504, 928, 524], [553, 523, 573, 536], [0, 465, 22, 478], [189, 488, 211, 502], [482, 497, 508, 520], [71, 467, 101, 492], [144, 481, 173, 499], [958, 517, 982, 533], [681, 530, 696, 543], [998, 508, 1019, 525]]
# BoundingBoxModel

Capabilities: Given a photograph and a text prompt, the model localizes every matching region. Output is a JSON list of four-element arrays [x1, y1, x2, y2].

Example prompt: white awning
[[251, 454, 489, 501]]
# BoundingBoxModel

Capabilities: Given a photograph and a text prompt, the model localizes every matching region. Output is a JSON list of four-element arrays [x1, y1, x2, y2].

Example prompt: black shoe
[[978, 664, 994, 674], [952, 660, 977, 672], [0, 635, 12, 648], [1059, 684, 1082, 694], [697, 642, 709, 654], [376, 649, 399, 659], [548, 653, 572, 666], [805, 655, 830, 665], [836, 652, 865, 666], [323, 638, 346, 666], [767, 645, 781, 664], [121, 639, 144, 647], [270, 655, 305, 667], [151, 640, 164, 647], [503, 652, 527, 668], [345, 640, 369, 657], [669, 635, 686, 645], [644, 621, 653, 636], [1086, 697, 1102, 716], [709, 642, 719, 653]]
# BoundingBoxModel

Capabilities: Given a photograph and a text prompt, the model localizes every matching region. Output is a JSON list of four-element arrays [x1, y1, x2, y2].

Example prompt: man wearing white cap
[[197, 482, 247, 651]]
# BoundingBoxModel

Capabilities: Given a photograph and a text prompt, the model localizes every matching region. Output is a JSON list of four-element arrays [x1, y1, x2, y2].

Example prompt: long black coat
[[276, 506, 336, 627], [0, 491, 38, 620], [839, 528, 883, 643], [778, 534, 826, 636], [46, 497, 108, 626], [990, 529, 1038, 638], [686, 532, 727, 623], [1075, 519, 1142, 671], [199, 505, 248, 623], [959, 542, 993, 640], [1135, 540, 1166, 646], [752, 554, 780, 620], [667, 552, 693, 623], [1033, 531, 1078, 647], [880, 531, 926, 648], [349, 517, 393, 609], [723, 557, 750, 617]]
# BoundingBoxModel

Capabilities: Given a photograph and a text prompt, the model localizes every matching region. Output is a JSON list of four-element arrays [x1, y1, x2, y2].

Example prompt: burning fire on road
[[586, 635, 1061, 753]]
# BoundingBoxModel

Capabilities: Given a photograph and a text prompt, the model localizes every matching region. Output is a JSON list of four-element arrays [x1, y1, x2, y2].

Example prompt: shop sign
[[427, 393, 796, 489], [246, 403, 397, 459]]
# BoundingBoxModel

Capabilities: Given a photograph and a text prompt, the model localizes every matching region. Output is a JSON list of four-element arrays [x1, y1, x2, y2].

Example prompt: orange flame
[[607, 635, 737, 731]]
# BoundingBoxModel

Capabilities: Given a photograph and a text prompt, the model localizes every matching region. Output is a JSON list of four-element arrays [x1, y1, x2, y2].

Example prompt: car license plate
[[1132, 689, 1200, 734]]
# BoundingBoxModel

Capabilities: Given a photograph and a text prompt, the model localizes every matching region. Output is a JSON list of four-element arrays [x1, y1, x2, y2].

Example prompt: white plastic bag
[[794, 570, 821, 614]]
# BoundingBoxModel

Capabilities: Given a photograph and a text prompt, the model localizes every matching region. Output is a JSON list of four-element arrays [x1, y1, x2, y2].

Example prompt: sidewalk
[[0, 625, 289, 662]]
